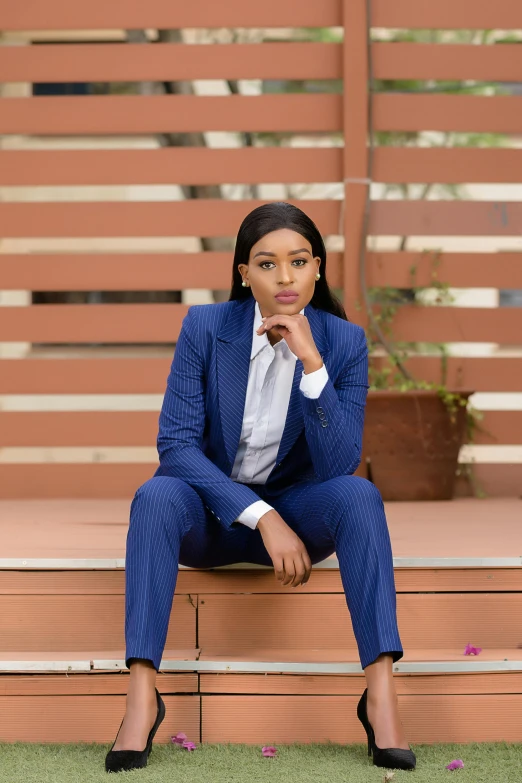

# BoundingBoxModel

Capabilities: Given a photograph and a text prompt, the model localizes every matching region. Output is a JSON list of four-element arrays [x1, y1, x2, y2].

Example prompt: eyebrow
[[253, 248, 312, 259]]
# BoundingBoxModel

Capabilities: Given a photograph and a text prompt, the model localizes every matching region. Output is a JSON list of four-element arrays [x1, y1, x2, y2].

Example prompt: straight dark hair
[[228, 202, 348, 321]]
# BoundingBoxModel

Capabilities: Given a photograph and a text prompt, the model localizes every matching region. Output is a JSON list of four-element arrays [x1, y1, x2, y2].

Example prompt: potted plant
[[358, 251, 487, 501], [352, 27, 506, 501]]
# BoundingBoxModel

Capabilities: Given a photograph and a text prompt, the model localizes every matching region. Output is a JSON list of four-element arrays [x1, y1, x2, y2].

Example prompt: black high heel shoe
[[356, 687, 416, 770], [105, 687, 166, 773]]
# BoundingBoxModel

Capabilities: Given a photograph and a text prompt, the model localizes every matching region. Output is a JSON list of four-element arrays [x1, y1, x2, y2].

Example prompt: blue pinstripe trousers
[[124, 474, 404, 672]]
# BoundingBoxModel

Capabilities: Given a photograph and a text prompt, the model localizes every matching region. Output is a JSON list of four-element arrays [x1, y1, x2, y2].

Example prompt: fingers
[[302, 550, 312, 585], [281, 553, 308, 588], [273, 555, 285, 584], [281, 555, 295, 586]]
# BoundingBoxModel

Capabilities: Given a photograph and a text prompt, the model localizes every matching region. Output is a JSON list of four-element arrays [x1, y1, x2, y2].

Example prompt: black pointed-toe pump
[[105, 687, 165, 773], [357, 687, 416, 770]]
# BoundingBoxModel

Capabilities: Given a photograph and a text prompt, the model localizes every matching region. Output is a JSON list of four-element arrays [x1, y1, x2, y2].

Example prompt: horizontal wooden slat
[[1, 200, 521, 239], [2, 565, 521, 596], [2, 147, 522, 187], [2, 94, 522, 135], [374, 148, 522, 185], [198, 593, 522, 650], [202, 693, 522, 745], [389, 306, 522, 343], [374, 42, 522, 82], [2, 410, 519, 447], [1, 0, 521, 31], [0, 0, 341, 31], [2, 42, 521, 83], [1, 307, 521, 345], [0, 694, 198, 744], [0, 463, 157, 498], [367, 251, 522, 288], [0, 200, 340, 238], [0, 250, 336, 290], [201, 670, 522, 695], [0, 93, 522, 136], [0, 304, 189, 343], [372, 0, 522, 30], [0, 672, 197, 695], [0, 462, 519, 498], [0, 358, 173, 394], [1, 251, 520, 290], [0, 148, 343, 187], [0, 42, 341, 82], [1, 593, 194, 651], [374, 94, 522, 134], [1, 356, 521, 394], [370, 200, 522, 236], [1, 303, 521, 343], [0, 94, 342, 135]]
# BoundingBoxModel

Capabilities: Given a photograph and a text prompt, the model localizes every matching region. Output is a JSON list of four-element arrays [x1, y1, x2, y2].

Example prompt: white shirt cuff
[[235, 499, 275, 529], [299, 362, 329, 399]]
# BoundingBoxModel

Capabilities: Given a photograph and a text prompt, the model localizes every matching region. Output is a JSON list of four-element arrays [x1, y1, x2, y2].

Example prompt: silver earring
[[315, 273, 320, 280], [242, 280, 248, 287]]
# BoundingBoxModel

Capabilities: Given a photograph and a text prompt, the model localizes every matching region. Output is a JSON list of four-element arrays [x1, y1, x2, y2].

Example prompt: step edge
[[2, 659, 522, 674], [1, 556, 521, 569]]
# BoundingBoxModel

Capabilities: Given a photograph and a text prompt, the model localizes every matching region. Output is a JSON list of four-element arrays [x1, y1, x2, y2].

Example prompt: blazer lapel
[[216, 297, 330, 472], [216, 297, 256, 470]]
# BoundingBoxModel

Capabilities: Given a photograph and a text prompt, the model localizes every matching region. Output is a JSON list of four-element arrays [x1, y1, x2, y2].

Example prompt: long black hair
[[228, 202, 348, 321]]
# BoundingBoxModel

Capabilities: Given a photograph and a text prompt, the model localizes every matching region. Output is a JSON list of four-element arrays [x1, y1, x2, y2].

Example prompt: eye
[[259, 259, 307, 269]]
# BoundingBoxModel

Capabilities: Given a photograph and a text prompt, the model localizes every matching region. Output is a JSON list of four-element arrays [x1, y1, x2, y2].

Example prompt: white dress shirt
[[230, 300, 329, 529]]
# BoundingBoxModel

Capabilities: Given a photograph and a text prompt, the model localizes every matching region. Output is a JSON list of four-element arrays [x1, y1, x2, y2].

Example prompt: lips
[[275, 292, 299, 302]]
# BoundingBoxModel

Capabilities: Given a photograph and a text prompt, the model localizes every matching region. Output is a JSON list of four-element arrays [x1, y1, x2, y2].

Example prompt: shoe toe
[[374, 747, 416, 770], [105, 749, 148, 773]]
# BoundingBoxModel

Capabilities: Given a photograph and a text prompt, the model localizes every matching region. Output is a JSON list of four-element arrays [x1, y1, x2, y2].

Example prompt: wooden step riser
[[2, 593, 520, 652], [2, 568, 521, 594], [1, 689, 521, 744]]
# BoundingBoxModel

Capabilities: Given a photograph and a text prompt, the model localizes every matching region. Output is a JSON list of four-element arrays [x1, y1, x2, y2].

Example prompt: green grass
[[1, 742, 521, 783]]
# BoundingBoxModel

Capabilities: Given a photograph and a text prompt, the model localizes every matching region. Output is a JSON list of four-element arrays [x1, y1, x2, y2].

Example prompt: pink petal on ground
[[171, 732, 188, 745], [464, 643, 482, 656], [446, 759, 464, 770], [182, 740, 197, 751], [262, 745, 277, 757]]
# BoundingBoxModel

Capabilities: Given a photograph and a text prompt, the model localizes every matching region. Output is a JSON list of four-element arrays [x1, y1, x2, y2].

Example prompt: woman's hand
[[257, 509, 312, 587], [257, 313, 322, 370]]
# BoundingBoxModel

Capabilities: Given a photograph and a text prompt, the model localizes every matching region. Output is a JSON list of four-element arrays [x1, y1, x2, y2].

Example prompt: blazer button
[[321, 420, 328, 427], [316, 406, 324, 413], [318, 412, 326, 420]]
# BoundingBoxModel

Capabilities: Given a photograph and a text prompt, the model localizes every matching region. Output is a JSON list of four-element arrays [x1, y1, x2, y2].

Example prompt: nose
[[278, 267, 294, 285]]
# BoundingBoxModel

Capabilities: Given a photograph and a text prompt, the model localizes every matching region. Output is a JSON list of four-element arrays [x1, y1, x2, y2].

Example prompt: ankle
[[366, 684, 399, 709]]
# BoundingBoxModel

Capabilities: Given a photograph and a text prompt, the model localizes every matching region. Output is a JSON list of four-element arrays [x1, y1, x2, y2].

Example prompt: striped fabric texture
[[125, 473, 404, 672], [124, 296, 404, 672], [154, 296, 370, 527]]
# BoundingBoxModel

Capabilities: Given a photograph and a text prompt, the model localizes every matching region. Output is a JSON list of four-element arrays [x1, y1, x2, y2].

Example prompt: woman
[[105, 202, 416, 773]]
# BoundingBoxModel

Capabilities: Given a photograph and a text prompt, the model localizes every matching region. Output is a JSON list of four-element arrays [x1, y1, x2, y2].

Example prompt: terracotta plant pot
[[361, 389, 474, 501]]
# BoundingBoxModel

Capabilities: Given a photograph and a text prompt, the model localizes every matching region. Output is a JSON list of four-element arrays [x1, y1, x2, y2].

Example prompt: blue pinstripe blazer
[[154, 295, 369, 529]]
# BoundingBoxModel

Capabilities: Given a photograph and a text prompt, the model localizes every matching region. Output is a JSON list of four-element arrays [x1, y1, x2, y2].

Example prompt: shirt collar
[[251, 299, 304, 361]]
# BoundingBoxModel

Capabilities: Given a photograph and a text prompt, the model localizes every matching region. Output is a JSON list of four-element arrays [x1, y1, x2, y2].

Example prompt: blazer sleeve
[[299, 324, 369, 481], [156, 306, 263, 530]]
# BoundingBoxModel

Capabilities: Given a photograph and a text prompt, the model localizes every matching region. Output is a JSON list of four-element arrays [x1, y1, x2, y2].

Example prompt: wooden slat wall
[[1, 0, 521, 30], [1, 0, 521, 497]]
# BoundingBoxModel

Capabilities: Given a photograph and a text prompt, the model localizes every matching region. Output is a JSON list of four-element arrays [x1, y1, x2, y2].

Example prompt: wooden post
[[342, 0, 370, 332]]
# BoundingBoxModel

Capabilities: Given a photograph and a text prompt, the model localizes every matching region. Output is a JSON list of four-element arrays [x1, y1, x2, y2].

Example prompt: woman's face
[[237, 229, 321, 325]]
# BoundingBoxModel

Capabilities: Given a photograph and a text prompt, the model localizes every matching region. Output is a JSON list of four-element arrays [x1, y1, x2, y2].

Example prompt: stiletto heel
[[356, 687, 416, 770], [105, 687, 165, 773]]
